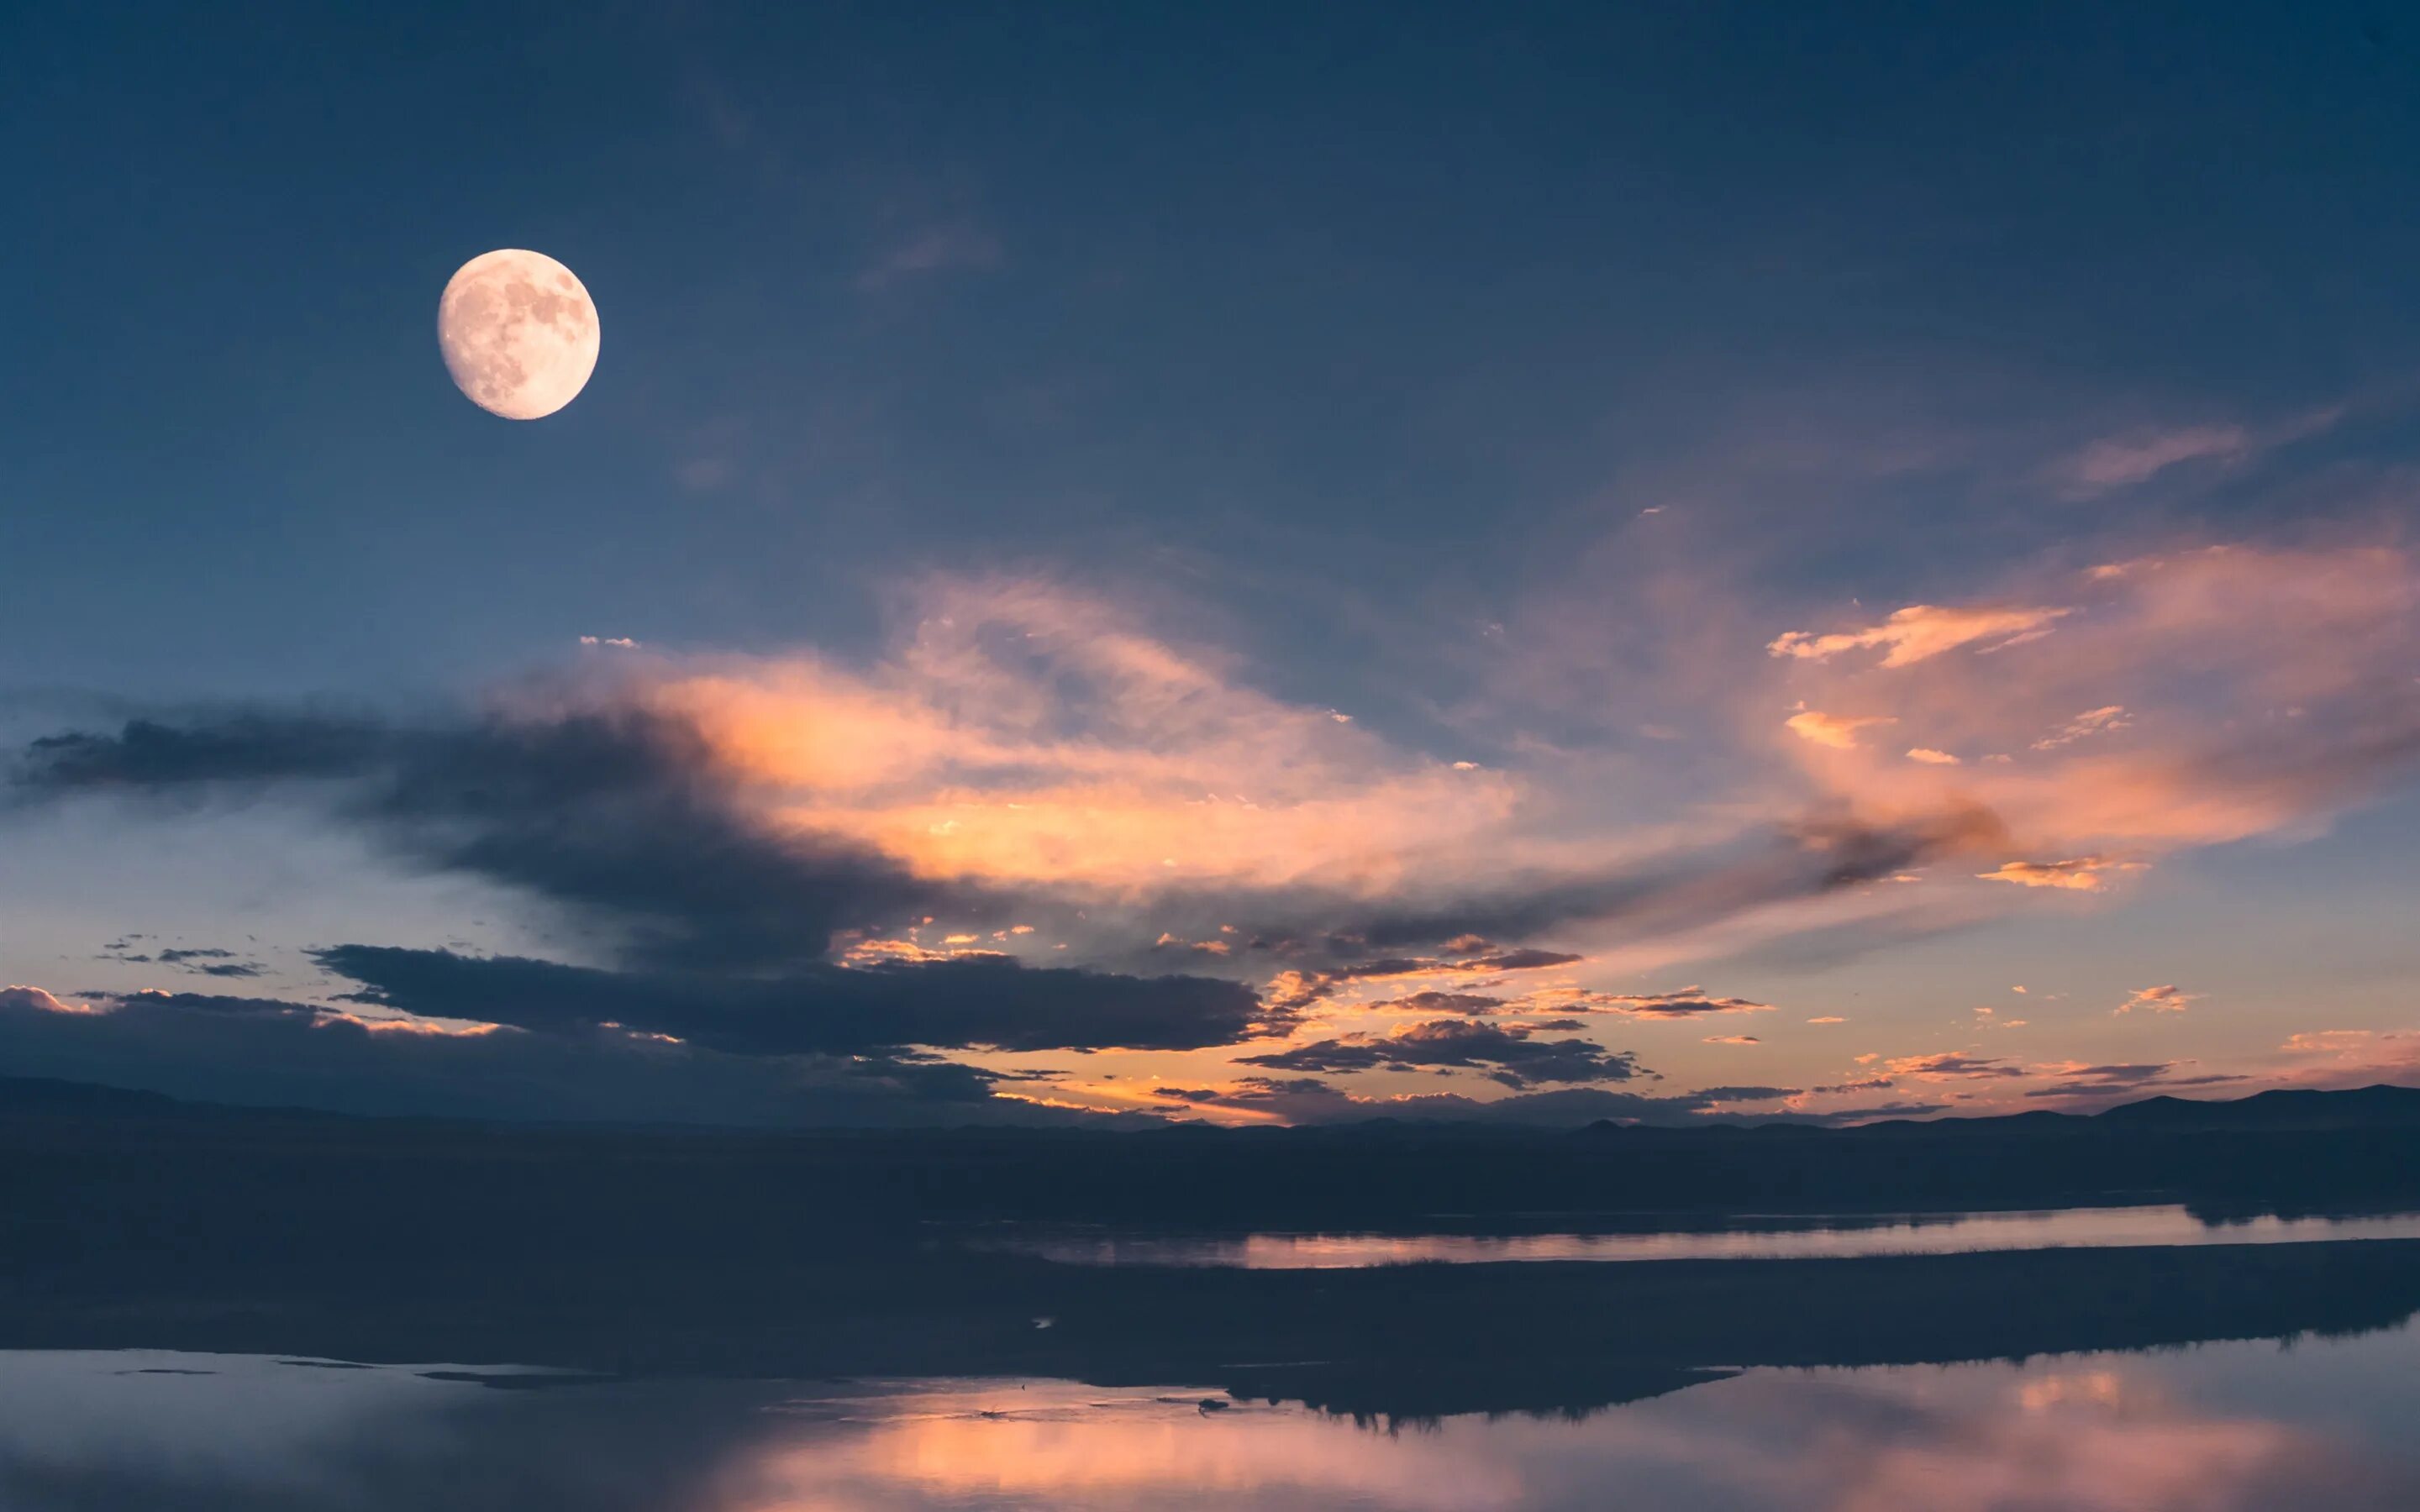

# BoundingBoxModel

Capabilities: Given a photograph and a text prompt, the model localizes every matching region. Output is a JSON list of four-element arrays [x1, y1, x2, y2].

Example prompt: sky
[[5, 2, 2420, 1127]]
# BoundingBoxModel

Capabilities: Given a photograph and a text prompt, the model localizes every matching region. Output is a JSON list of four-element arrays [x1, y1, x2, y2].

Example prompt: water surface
[[6, 1326, 2419, 1510], [962, 1204, 2420, 1268]]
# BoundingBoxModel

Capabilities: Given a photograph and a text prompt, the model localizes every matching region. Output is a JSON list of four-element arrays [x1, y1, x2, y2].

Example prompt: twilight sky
[[6, 3, 2420, 1126]]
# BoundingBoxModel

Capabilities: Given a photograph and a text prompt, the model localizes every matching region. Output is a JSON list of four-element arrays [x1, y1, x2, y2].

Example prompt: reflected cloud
[[5, 1333, 2419, 1511]]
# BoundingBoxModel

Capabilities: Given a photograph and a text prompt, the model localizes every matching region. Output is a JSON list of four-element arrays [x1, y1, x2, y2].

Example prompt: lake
[[7, 1324, 2419, 1509], [956, 1204, 2420, 1268]]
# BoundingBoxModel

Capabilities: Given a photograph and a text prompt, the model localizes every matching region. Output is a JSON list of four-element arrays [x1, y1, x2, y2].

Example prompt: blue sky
[[5, 3, 2419, 1125]]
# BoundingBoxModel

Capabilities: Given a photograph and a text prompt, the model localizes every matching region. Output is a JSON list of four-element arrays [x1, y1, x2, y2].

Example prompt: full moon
[[436, 249, 600, 420]]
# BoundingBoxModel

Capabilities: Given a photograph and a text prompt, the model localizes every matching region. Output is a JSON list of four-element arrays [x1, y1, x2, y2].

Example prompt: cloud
[[1907, 748, 1961, 765], [1886, 1053, 2026, 1080], [2116, 984, 2195, 1015], [18, 544, 2420, 1126], [1528, 985, 1778, 1020], [2259, 1028, 2420, 1092], [1786, 710, 1898, 749], [94, 944, 269, 979], [1257, 949, 1588, 1017], [1976, 856, 2147, 891], [1769, 603, 2072, 669], [855, 224, 1002, 291], [1770, 546, 2420, 883], [0, 982, 1103, 1128], [316, 944, 1266, 1056], [2031, 705, 2132, 752], [1322, 804, 2011, 956], [1702, 1035, 1761, 1046], [0, 570, 2095, 1039], [1362, 990, 1507, 1016], [1236, 1018, 1643, 1089], [2021, 1059, 2248, 1100], [13, 709, 950, 972], [2281, 1029, 2382, 1053], [2057, 424, 2248, 491]]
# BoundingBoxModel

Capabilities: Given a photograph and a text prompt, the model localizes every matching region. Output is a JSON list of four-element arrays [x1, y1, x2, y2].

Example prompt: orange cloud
[[1786, 710, 1898, 748], [0, 984, 98, 1016], [1886, 1052, 2025, 1080], [1769, 602, 2071, 668], [2032, 705, 2132, 751], [639, 577, 1524, 896], [2282, 1029, 2379, 1053], [2116, 984, 2195, 1015], [1976, 856, 2147, 891], [1770, 545, 2420, 876]]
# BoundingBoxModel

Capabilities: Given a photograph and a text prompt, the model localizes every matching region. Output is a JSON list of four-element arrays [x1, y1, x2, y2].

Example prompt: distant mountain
[[0, 1076, 192, 1116], [1584, 1084, 2420, 1138], [2092, 1084, 2420, 1131], [8, 1070, 2420, 1140]]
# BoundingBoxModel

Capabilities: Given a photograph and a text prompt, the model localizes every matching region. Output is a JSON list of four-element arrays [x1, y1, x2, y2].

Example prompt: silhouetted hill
[[8, 1071, 2420, 1423], [12, 1070, 2419, 1140], [2092, 1084, 2420, 1131], [0, 1075, 192, 1116], [6, 1072, 2420, 1231]]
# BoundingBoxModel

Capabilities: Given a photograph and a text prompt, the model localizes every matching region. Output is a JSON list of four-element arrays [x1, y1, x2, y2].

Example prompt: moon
[[437, 249, 600, 420]]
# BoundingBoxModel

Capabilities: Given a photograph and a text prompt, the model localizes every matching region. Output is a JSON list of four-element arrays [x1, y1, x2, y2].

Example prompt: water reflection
[[965, 1205, 2420, 1268], [5, 1329, 2418, 1510]]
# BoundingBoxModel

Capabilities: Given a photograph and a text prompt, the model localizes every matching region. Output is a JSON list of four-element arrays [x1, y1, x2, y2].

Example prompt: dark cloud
[[1238, 1019, 1642, 1089], [93, 944, 271, 979], [1692, 1085, 1802, 1103], [1889, 1053, 2027, 1080], [0, 984, 1112, 1128], [315, 944, 1264, 1056], [137, 948, 269, 979], [1302, 806, 2007, 955], [1365, 990, 1505, 1016], [1456, 948, 1587, 973], [1331, 952, 1582, 982], [13, 710, 953, 970], [18, 714, 389, 787], [1814, 1078, 1896, 1094], [1149, 1086, 1227, 1104], [1558, 986, 1778, 1019], [2023, 1063, 2251, 1100]]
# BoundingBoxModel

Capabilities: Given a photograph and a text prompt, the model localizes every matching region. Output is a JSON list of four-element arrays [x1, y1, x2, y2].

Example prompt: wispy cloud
[[2050, 405, 2344, 496], [1786, 710, 1897, 749], [2031, 705, 2131, 752], [855, 224, 1002, 291], [1769, 603, 2070, 669], [1977, 856, 2147, 891], [2115, 984, 2196, 1015], [2058, 425, 2249, 491], [1886, 1052, 2027, 1080]]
